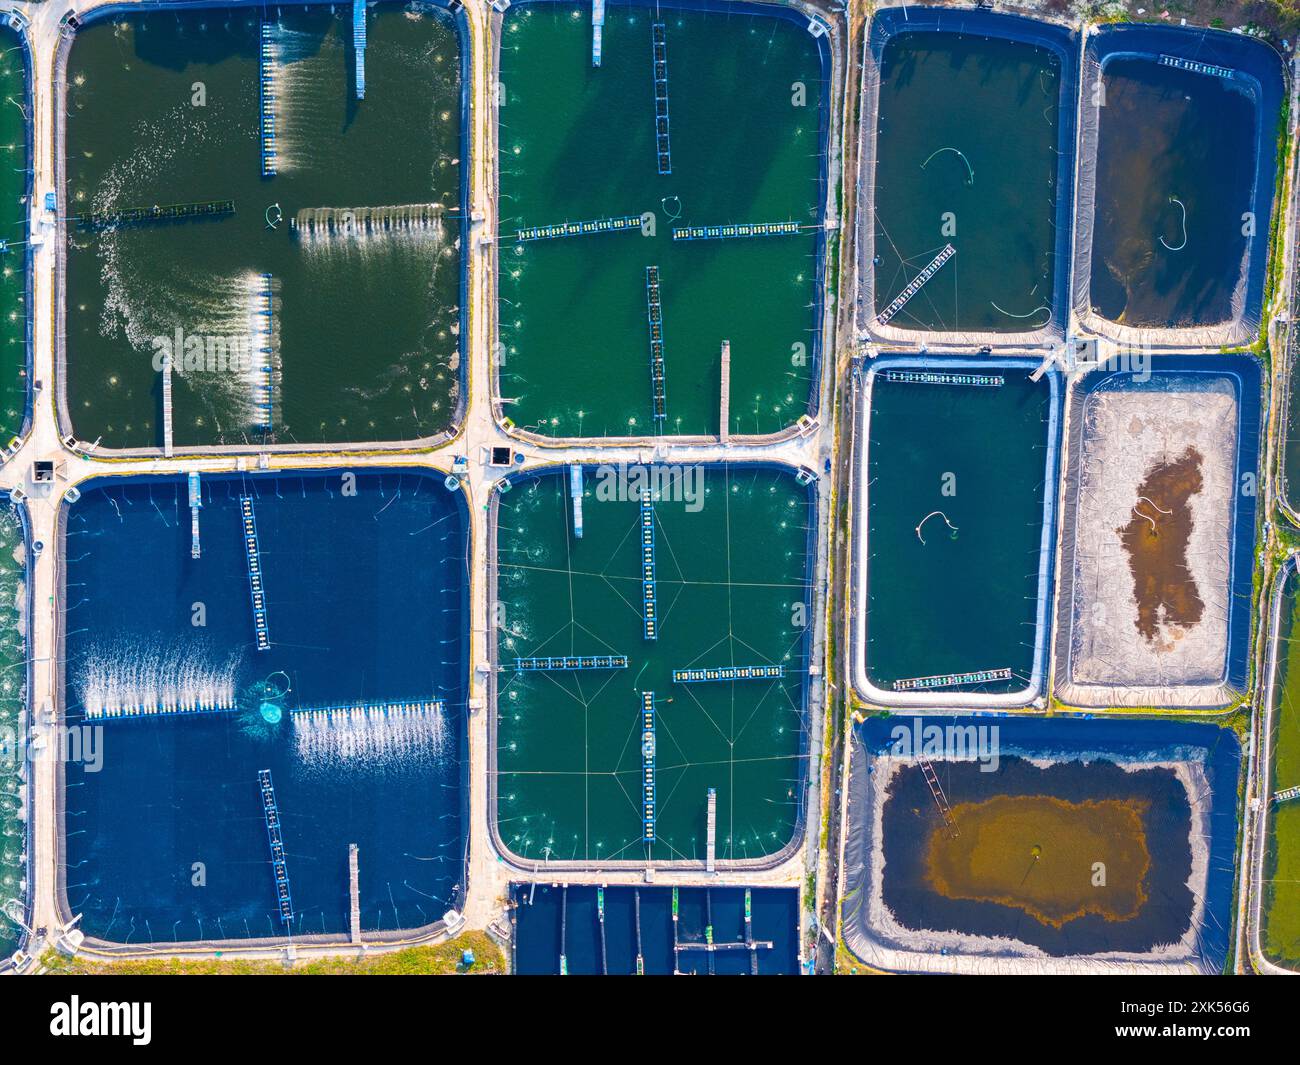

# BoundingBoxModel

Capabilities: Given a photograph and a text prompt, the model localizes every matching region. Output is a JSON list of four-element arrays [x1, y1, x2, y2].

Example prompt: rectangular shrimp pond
[[511, 883, 800, 974], [63, 3, 466, 451], [1077, 26, 1282, 345], [861, 10, 1075, 343], [1052, 356, 1260, 709], [841, 716, 1240, 975], [496, 1, 828, 439], [59, 470, 468, 945], [853, 359, 1060, 707], [493, 463, 815, 865]]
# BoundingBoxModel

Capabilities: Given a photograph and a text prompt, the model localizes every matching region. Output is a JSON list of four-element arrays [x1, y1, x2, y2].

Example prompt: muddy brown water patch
[[923, 794, 1152, 929], [1118, 446, 1205, 646]]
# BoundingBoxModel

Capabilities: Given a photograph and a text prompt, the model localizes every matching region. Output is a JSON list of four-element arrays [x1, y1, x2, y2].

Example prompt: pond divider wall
[[52, 0, 473, 457], [1051, 355, 1262, 709], [851, 355, 1062, 709], [1072, 24, 1284, 350], [1277, 108, 1300, 515], [855, 7, 1077, 350]]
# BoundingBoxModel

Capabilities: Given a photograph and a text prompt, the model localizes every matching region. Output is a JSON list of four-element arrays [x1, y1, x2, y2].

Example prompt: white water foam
[[85, 100, 275, 434], [263, 21, 331, 175], [291, 203, 447, 250], [162, 271, 280, 432], [292, 703, 450, 766], [75, 639, 244, 717]]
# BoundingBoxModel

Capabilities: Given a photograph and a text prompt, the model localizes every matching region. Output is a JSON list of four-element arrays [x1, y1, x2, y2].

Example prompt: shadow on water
[[132, 10, 367, 140], [130, 13, 257, 70]]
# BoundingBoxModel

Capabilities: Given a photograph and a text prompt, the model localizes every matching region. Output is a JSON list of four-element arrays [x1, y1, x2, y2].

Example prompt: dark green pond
[[862, 369, 1051, 693], [0, 507, 25, 956], [65, 4, 462, 449], [0, 29, 26, 442]]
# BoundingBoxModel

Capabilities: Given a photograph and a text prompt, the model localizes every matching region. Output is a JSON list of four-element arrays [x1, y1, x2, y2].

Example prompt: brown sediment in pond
[[923, 795, 1151, 928], [1117, 446, 1204, 645]]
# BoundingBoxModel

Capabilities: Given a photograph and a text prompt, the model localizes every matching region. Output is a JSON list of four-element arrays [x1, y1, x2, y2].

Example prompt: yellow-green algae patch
[[923, 795, 1151, 929]]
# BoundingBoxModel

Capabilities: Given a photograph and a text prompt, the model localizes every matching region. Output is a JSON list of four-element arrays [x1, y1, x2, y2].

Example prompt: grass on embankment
[[39, 931, 505, 976], [1265, 602, 1300, 969]]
